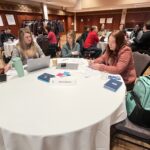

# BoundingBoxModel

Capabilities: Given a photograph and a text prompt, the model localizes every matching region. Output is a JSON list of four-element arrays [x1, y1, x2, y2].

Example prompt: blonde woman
[[61, 30, 80, 57], [4, 27, 45, 72]]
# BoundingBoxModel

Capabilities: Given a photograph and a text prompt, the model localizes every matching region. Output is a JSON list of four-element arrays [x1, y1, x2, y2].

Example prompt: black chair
[[111, 119, 150, 149], [111, 52, 150, 149], [37, 36, 57, 58], [82, 47, 102, 59]]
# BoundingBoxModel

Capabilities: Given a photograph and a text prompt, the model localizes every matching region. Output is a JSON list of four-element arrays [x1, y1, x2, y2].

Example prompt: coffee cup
[[52, 58, 57, 67]]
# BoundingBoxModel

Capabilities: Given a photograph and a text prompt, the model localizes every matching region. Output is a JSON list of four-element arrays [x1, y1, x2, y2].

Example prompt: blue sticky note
[[63, 71, 71, 76]]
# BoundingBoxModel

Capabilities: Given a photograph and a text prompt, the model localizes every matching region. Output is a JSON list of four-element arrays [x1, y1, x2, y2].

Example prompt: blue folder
[[38, 73, 55, 82], [104, 79, 122, 92]]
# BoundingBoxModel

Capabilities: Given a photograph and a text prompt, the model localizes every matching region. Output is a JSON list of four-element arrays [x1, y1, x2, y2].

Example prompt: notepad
[[37, 73, 55, 82], [104, 79, 122, 92]]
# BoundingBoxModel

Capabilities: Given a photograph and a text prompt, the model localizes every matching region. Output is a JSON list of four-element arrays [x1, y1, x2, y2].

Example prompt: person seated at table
[[119, 24, 129, 41], [131, 20, 150, 53], [76, 26, 90, 55], [47, 25, 58, 58], [130, 24, 143, 41], [61, 30, 80, 58], [89, 30, 136, 91], [4, 27, 45, 72], [83, 25, 102, 58], [1, 28, 16, 44]]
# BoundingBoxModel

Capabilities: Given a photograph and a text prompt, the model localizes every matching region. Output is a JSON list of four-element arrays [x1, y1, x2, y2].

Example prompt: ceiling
[[1, 0, 150, 12]]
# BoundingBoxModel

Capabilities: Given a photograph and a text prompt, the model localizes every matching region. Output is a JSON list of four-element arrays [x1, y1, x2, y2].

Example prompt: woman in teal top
[[61, 30, 80, 57]]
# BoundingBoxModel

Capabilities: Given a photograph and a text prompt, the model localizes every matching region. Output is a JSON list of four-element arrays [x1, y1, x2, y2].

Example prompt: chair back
[[133, 52, 150, 77], [36, 36, 51, 56]]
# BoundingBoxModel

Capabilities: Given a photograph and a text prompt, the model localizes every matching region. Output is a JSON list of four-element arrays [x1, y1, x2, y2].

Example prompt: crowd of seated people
[[130, 20, 150, 54], [0, 20, 149, 81]]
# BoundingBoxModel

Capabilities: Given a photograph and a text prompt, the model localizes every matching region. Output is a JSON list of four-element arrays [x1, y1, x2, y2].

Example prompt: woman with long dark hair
[[89, 30, 136, 90]]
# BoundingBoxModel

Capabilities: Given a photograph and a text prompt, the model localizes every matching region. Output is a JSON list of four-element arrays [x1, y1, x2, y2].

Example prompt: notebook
[[104, 79, 122, 92], [56, 63, 78, 70], [26, 56, 50, 72], [37, 73, 55, 82]]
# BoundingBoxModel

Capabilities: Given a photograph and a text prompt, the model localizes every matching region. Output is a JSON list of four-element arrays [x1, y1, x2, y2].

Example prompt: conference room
[[0, 0, 150, 150]]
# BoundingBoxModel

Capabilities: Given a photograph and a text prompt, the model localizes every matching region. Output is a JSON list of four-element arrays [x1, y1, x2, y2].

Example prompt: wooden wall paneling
[[66, 16, 74, 31], [76, 11, 122, 33], [17, 13, 42, 28], [126, 8, 150, 28], [0, 11, 19, 37]]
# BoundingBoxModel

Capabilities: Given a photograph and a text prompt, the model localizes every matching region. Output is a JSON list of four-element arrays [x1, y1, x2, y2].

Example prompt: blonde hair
[[17, 27, 38, 58], [67, 30, 76, 42]]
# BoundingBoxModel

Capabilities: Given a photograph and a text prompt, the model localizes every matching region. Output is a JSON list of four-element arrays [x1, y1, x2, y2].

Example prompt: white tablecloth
[[0, 58, 127, 150]]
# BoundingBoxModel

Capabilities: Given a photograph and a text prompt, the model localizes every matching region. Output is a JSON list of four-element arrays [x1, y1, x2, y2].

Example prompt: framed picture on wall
[[6, 14, 16, 25], [106, 18, 113, 24], [0, 15, 4, 26], [100, 18, 105, 24]]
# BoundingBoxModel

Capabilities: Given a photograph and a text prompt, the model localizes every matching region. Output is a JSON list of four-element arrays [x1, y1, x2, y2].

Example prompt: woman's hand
[[90, 63, 105, 71], [89, 63, 101, 70], [4, 64, 11, 73], [88, 60, 94, 66], [72, 51, 79, 56]]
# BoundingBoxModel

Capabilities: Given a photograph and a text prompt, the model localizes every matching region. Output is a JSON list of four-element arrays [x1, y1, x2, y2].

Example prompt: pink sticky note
[[56, 73, 64, 77]]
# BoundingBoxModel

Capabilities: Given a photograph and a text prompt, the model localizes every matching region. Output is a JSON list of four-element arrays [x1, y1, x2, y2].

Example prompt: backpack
[[126, 76, 150, 128]]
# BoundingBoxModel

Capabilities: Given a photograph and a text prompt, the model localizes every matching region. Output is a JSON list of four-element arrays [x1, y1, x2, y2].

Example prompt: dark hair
[[67, 30, 76, 41], [46, 25, 55, 33], [107, 30, 126, 56], [144, 20, 150, 30], [37, 27, 43, 35], [91, 26, 97, 31], [83, 25, 90, 32]]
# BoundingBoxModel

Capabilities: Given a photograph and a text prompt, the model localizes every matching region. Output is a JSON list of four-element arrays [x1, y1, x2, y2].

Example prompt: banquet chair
[[133, 52, 150, 77], [111, 118, 150, 150], [111, 52, 150, 149]]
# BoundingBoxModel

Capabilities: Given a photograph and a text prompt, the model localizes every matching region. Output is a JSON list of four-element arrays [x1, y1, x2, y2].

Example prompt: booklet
[[104, 79, 122, 92], [37, 73, 55, 83]]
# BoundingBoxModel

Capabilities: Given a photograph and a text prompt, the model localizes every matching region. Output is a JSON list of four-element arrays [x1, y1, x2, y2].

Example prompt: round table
[[0, 58, 127, 150]]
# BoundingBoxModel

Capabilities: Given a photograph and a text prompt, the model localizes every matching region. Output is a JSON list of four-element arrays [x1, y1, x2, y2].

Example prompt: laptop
[[26, 56, 50, 72], [56, 63, 79, 70]]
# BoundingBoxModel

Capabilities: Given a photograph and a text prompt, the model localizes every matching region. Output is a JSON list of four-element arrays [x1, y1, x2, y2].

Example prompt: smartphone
[[61, 63, 66, 68]]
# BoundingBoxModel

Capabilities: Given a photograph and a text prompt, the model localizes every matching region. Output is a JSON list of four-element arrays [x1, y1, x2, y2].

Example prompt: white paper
[[100, 18, 105, 24], [106, 18, 113, 24], [0, 15, 3, 26], [6, 14, 16, 25], [51, 77, 77, 86]]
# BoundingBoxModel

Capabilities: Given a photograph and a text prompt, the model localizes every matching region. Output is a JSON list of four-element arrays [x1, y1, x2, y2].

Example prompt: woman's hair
[[91, 25, 97, 31], [83, 25, 90, 32], [106, 30, 126, 56], [67, 30, 76, 42], [17, 27, 37, 58], [46, 25, 55, 33], [144, 20, 150, 30]]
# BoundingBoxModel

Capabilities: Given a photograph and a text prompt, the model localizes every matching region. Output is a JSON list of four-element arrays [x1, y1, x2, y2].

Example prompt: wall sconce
[[62, 19, 64, 22], [71, 22, 74, 25], [87, 18, 90, 22], [81, 19, 83, 22]]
